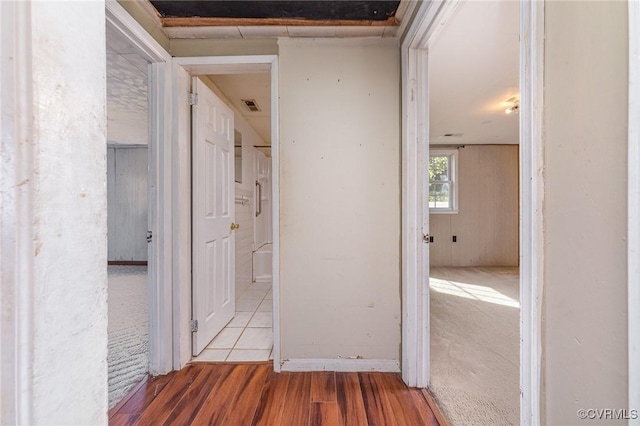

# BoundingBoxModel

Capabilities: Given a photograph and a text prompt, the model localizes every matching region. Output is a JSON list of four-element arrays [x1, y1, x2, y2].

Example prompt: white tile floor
[[192, 281, 273, 363]]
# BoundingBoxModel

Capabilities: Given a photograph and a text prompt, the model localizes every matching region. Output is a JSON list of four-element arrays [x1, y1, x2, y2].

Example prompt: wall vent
[[241, 99, 261, 112]]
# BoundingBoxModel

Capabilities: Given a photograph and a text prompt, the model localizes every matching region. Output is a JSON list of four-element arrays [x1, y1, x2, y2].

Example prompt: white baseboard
[[281, 358, 400, 373], [254, 275, 272, 283]]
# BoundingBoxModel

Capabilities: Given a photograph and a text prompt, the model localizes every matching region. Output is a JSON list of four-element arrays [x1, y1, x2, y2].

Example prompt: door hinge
[[146, 230, 152, 243], [423, 234, 432, 244], [189, 92, 198, 106], [190, 319, 198, 332]]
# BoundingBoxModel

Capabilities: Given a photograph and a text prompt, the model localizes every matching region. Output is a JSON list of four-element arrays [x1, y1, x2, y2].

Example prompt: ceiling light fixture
[[505, 104, 519, 114], [505, 97, 519, 115]]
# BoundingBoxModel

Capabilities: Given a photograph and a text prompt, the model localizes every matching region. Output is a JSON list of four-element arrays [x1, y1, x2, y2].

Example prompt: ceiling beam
[[161, 16, 399, 27]]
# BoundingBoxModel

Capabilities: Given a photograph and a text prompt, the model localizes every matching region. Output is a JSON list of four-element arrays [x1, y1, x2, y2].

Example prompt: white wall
[[235, 185, 255, 298], [0, 1, 108, 423], [107, 146, 148, 261], [430, 145, 518, 267], [278, 38, 401, 364], [170, 39, 278, 57], [232, 122, 263, 298], [254, 150, 272, 249], [173, 66, 193, 369], [542, 2, 628, 424]]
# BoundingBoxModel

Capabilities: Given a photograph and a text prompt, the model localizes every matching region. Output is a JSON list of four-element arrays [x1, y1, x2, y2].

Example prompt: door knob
[[230, 223, 240, 231]]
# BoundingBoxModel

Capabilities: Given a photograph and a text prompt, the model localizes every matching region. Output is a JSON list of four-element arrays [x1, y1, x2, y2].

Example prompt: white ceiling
[[429, 0, 519, 145], [106, 25, 149, 146], [209, 73, 272, 145]]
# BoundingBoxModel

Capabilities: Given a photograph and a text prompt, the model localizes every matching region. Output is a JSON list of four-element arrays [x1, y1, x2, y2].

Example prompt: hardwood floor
[[109, 363, 442, 426]]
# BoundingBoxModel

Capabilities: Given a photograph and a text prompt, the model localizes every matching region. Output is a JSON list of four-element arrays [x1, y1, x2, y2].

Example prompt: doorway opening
[[189, 74, 274, 363], [426, 1, 520, 424], [105, 1, 174, 410], [171, 56, 280, 371], [105, 21, 152, 408], [401, 0, 542, 424]]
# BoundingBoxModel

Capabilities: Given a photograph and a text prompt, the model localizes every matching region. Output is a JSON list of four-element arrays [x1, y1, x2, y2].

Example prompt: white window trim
[[428, 148, 459, 214]]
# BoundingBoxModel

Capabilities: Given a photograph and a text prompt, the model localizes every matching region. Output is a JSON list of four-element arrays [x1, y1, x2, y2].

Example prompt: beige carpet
[[430, 267, 519, 425], [107, 265, 148, 409]]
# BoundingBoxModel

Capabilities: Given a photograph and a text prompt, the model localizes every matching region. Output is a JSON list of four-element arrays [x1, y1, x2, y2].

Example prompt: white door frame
[[106, 0, 174, 375], [400, 1, 544, 424], [518, 2, 545, 424], [171, 56, 280, 371], [400, 0, 463, 390], [628, 1, 640, 422]]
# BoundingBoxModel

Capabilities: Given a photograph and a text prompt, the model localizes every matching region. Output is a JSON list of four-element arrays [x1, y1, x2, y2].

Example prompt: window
[[429, 149, 458, 213]]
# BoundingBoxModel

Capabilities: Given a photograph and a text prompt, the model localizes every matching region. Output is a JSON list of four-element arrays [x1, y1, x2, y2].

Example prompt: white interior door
[[192, 76, 235, 356]]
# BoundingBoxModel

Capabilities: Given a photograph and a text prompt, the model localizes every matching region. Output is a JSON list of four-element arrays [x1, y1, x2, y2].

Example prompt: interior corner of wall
[[276, 37, 290, 50]]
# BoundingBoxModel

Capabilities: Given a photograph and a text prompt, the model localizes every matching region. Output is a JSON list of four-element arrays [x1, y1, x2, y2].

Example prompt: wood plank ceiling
[[149, 1, 402, 27]]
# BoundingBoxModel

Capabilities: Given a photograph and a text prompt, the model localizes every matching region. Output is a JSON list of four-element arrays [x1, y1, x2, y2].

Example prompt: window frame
[[428, 148, 459, 214]]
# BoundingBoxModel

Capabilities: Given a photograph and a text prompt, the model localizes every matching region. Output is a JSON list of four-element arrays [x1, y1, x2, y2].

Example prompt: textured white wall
[[543, 2, 628, 424], [278, 38, 401, 362], [27, 1, 107, 423]]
